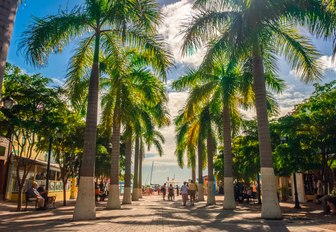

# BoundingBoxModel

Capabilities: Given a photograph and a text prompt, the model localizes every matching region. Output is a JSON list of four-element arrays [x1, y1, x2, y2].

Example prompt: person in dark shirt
[[37, 184, 49, 206], [27, 182, 45, 209]]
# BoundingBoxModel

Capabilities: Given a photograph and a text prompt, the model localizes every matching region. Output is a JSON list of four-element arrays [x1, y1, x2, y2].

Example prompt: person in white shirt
[[181, 182, 189, 206]]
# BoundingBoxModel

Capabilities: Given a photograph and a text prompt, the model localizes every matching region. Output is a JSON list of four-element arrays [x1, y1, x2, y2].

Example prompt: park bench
[[25, 191, 38, 210]]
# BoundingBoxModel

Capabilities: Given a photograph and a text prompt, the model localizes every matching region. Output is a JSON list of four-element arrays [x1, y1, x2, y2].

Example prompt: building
[[0, 135, 77, 202]]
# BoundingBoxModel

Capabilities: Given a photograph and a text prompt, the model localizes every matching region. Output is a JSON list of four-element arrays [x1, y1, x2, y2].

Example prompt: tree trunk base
[[132, 187, 139, 201], [73, 176, 96, 220], [106, 184, 121, 209], [138, 188, 142, 199], [207, 181, 216, 205], [122, 187, 132, 204], [198, 184, 205, 201], [223, 177, 236, 209], [261, 167, 282, 219]]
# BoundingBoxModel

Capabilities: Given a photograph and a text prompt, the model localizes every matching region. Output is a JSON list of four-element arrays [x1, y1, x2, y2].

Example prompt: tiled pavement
[[0, 195, 335, 232]]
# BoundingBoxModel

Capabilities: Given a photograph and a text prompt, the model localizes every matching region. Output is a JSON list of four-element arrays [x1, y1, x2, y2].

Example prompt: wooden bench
[[25, 191, 38, 210]]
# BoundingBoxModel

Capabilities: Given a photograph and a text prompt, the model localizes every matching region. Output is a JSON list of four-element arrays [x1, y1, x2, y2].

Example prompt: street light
[[1, 96, 15, 110], [46, 130, 62, 191], [281, 136, 301, 209], [1, 96, 15, 201]]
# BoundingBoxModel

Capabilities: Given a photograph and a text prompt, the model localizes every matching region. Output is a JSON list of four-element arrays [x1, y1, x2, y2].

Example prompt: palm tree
[[173, 54, 284, 208], [181, 0, 323, 219], [175, 102, 216, 203], [97, 46, 171, 207], [132, 136, 141, 201], [122, 126, 132, 204], [142, 129, 166, 197], [19, 0, 167, 219], [0, 0, 19, 97], [174, 113, 198, 184]]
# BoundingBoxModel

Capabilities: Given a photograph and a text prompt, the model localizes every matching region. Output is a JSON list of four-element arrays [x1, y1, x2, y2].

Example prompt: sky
[[7, 0, 336, 185]]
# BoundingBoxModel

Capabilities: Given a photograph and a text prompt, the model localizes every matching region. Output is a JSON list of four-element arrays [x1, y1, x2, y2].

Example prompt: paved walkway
[[0, 195, 335, 232]]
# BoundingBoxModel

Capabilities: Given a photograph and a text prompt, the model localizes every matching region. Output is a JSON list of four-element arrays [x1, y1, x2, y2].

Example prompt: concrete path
[[0, 195, 335, 232]]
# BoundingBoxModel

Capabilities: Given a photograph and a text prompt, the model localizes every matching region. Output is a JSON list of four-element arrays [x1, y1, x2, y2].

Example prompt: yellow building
[[2, 134, 78, 203]]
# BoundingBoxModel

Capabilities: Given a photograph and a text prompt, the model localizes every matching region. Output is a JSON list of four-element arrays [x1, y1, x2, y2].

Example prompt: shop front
[[4, 157, 75, 202]]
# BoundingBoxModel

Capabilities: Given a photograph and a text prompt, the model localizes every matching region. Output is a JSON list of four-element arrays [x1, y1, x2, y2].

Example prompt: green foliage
[[272, 81, 336, 177]]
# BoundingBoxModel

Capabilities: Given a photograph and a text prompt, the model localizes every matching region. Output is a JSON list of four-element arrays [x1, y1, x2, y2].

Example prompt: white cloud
[[142, 91, 191, 184], [159, 0, 205, 79]]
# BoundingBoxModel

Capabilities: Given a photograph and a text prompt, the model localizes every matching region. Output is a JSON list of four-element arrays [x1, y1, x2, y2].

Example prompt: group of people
[[95, 180, 108, 201], [27, 182, 55, 210], [160, 180, 198, 206]]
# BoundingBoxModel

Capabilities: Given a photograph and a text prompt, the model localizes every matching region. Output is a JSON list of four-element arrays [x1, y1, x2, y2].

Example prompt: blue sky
[[7, 0, 336, 185]]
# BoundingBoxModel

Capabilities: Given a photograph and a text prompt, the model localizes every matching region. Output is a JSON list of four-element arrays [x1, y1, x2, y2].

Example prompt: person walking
[[161, 183, 167, 200], [176, 185, 179, 196], [181, 182, 189, 206], [168, 184, 174, 201], [189, 180, 197, 206]]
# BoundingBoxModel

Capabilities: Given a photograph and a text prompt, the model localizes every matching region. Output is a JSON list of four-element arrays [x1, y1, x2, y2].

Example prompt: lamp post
[[1, 96, 15, 201], [45, 137, 53, 191], [281, 136, 300, 209], [46, 130, 62, 191]]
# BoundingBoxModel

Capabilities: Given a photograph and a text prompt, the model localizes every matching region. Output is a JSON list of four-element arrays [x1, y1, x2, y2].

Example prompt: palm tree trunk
[[139, 144, 143, 198], [107, 101, 121, 209], [73, 34, 100, 220], [207, 131, 216, 205], [0, 0, 19, 97], [222, 105, 236, 209], [132, 137, 140, 201], [197, 141, 204, 201], [192, 165, 196, 183], [252, 43, 281, 219], [122, 129, 132, 204]]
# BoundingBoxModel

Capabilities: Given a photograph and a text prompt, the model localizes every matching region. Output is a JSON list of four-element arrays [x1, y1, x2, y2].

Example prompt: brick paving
[[0, 195, 335, 232]]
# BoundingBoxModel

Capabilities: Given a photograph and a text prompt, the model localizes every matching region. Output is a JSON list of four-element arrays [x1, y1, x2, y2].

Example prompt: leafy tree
[[0, 64, 65, 211], [273, 81, 336, 193], [52, 114, 85, 206], [19, 0, 166, 219]]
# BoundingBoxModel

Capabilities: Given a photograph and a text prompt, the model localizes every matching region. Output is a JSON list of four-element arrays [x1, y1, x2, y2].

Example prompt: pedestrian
[[95, 182, 100, 201], [181, 182, 189, 206], [168, 184, 174, 201], [176, 185, 179, 196], [189, 180, 197, 206], [161, 183, 167, 200]]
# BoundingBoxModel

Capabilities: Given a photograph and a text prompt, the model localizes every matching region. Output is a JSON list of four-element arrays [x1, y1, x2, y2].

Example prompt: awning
[[12, 156, 60, 172]]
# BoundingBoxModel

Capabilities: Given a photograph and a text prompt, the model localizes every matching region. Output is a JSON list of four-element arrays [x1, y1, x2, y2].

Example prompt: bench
[[25, 191, 38, 210]]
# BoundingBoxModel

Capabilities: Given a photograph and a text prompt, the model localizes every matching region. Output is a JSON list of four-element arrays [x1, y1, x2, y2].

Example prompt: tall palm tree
[[181, 0, 323, 219], [132, 136, 141, 201], [175, 112, 198, 184], [173, 54, 284, 208], [142, 129, 166, 193], [122, 126, 132, 204], [97, 46, 171, 207], [19, 0, 164, 220], [175, 102, 217, 203], [0, 0, 19, 97]]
